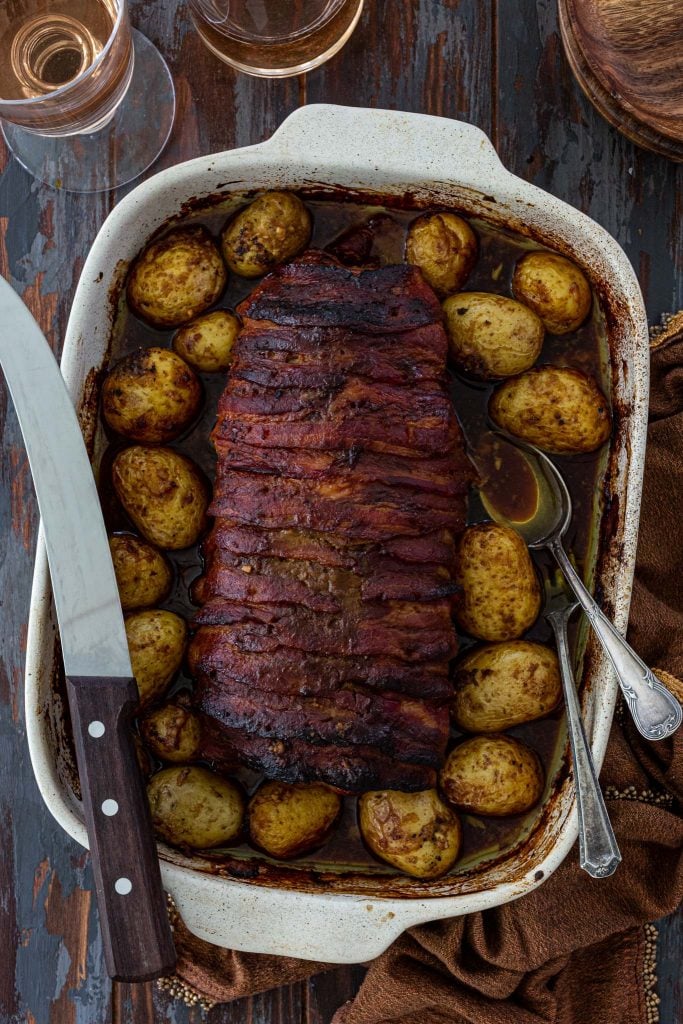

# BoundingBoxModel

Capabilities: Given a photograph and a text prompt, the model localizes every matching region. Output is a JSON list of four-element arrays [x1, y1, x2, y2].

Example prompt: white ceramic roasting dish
[[24, 105, 649, 963]]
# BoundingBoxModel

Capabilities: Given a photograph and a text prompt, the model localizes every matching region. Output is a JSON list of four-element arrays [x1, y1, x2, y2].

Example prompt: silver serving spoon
[[546, 597, 621, 877], [481, 434, 682, 742]]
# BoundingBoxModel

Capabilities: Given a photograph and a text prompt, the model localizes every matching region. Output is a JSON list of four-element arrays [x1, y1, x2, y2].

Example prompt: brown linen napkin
[[167, 319, 683, 1024]]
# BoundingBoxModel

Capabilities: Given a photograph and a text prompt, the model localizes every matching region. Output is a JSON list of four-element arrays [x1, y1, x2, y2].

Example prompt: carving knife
[[0, 276, 176, 981]]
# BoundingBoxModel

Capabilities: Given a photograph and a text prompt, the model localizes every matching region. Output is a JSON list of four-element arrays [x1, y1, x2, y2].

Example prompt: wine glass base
[[1, 30, 175, 193]]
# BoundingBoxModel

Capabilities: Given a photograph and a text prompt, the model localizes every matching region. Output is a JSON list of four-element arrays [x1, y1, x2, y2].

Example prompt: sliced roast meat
[[191, 255, 471, 791]]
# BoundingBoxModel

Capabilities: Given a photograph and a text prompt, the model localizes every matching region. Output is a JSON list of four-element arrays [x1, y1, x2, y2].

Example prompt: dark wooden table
[[0, 1, 681, 1021]]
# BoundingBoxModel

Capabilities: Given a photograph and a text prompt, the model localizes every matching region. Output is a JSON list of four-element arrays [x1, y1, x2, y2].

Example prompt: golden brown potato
[[112, 446, 210, 550], [140, 704, 202, 763], [454, 523, 541, 641], [440, 735, 544, 817], [358, 789, 462, 879], [173, 310, 240, 373], [405, 213, 477, 297], [489, 366, 611, 454], [148, 766, 244, 849], [248, 781, 341, 859], [102, 347, 202, 443], [221, 191, 312, 278], [127, 227, 227, 328], [443, 292, 544, 380], [452, 641, 561, 732], [125, 610, 187, 707], [109, 534, 172, 611], [512, 251, 591, 334]]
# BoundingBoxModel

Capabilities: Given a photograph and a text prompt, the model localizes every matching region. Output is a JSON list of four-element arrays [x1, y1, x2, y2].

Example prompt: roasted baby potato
[[454, 523, 541, 641], [440, 735, 545, 817], [109, 534, 172, 611], [102, 347, 202, 443], [512, 251, 591, 334], [127, 227, 227, 328], [173, 310, 240, 373], [147, 766, 244, 849], [358, 789, 462, 879], [405, 212, 477, 297], [248, 781, 341, 859], [125, 609, 187, 707], [443, 292, 544, 380], [489, 366, 611, 454], [112, 445, 210, 550], [140, 704, 202, 763], [452, 641, 561, 732], [221, 191, 312, 278]]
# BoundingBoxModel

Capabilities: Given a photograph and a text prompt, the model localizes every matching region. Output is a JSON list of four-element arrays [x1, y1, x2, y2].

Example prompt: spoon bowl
[[478, 432, 571, 547]]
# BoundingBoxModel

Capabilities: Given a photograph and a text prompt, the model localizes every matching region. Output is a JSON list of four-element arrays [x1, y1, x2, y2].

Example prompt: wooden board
[[559, 0, 683, 161], [0, 0, 681, 1020]]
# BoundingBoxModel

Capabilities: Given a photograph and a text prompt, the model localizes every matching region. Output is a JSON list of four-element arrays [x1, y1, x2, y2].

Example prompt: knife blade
[[0, 276, 176, 981]]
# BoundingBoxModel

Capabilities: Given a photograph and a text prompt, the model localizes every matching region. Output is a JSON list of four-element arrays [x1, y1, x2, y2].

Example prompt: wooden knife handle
[[65, 675, 177, 981]]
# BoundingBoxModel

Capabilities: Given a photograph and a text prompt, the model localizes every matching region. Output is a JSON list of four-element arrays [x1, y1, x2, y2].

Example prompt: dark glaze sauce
[[473, 434, 539, 524], [103, 195, 609, 876]]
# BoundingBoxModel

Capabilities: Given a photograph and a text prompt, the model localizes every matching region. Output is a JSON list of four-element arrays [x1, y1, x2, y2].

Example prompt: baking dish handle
[[163, 865, 429, 964], [264, 104, 507, 186]]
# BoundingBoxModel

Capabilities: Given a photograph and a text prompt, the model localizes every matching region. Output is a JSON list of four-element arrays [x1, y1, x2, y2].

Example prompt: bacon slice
[[231, 322, 448, 384], [237, 262, 442, 332], [213, 444, 469, 498], [197, 715, 438, 792], [192, 551, 458, 610], [213, 377, 457, 456], [191, 255, 472, 792], [193, 600, 458, 663], [203, 521, 460, 570], [195, 678, 448, 765], [209, 469, 461, 540], [187, 633, 452, 700]]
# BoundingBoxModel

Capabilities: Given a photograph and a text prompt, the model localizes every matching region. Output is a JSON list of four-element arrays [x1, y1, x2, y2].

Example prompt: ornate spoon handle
[[546, 602, 621, 878], [550, 540, 682, 741]]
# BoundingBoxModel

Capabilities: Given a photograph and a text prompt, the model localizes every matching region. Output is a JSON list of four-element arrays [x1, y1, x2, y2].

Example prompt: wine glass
[[189, 0, 364, 78], [0, 0, 175, 192]]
